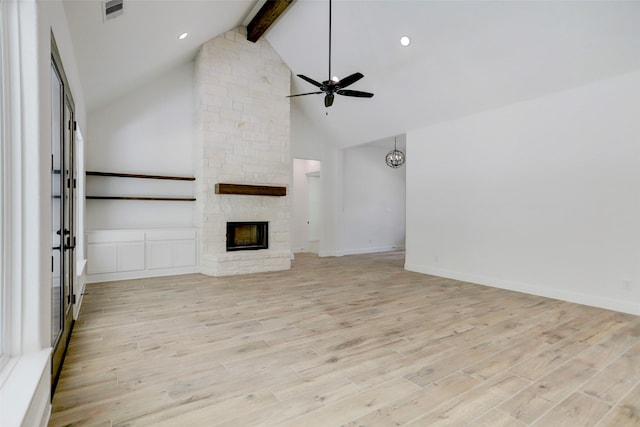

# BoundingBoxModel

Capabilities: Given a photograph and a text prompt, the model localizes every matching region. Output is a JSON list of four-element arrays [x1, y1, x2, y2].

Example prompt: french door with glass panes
[[51, 40, 77, 393]]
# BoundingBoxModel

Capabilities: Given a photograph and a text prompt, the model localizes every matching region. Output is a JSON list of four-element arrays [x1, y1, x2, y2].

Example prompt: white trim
[[337, 246, 405, 257], [0, 2, 53, 426], [1, 0, 28, 364], [0, 349, 51, 427], [86, 265, 199, 284], [0, 0, 8, 373], [73, 259, 87, 319], [405, 263, 640, 316], [318, 250, 339, 257]]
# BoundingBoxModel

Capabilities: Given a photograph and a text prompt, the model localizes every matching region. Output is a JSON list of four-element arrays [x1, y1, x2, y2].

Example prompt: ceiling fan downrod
[[287, 0, 374, 108], [328, 0, 332, 82]]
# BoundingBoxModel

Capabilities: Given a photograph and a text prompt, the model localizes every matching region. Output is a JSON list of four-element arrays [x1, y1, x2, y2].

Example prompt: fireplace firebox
[[226, 222, 268, 251]]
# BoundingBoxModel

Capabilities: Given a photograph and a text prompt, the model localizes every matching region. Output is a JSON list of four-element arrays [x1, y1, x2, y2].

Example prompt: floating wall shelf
[[86, 196, 196, 201], [215, 183, 286, 197], [86, 171, 195, 181], [85, 171, 196, 201]]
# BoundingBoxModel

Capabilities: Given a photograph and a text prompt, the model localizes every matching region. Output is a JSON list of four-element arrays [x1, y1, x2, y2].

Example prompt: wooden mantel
[[215, 183, 286, 197]]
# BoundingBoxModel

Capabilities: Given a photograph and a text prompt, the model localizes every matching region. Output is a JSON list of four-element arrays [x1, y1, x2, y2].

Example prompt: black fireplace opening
[[226, 221, 268, 251]]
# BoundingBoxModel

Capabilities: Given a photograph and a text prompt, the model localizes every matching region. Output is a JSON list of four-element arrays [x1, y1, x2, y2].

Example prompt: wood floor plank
[[116, 387, 280, 427], [499, 360, 598, 424], [531, 392, 611, 427], [278, 377, 420, 427], [580, 340, 640, 403], [49, 251, 640, 427], [403, 341, 500, 387], [344, 372, 481, 426], [595, 381, 640, 427], [463, 337, 550, 381], [571, 312, 637, 344], [507, 338, 589, 381], [216, 377, 362, 426], [469, 408, 527, 426], [406, 374, 531, 426]]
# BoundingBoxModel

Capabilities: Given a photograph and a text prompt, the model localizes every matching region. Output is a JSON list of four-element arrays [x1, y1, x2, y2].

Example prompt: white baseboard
[[86, 265, 199, 283], [338, 246, 405, 257], [40, 403, 51, 427], [405, 263, 640, 316], [74, 259, 87, 319], [318, 250, 338, 257]]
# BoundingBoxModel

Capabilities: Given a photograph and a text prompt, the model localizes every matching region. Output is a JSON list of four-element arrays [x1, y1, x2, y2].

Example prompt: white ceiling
[[63, 0, 257, 111], [64, 0, 640, 149]]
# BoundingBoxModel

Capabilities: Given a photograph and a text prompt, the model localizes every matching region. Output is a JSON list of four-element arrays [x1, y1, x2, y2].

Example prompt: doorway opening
[[292, 159, 322, 254]]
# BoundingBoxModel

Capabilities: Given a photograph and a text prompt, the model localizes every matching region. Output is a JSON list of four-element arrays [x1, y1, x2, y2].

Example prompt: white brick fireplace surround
[[194, 26, 293, 276]]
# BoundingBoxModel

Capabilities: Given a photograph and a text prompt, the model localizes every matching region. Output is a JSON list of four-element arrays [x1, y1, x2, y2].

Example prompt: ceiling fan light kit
[[288, 0, 374, 108]]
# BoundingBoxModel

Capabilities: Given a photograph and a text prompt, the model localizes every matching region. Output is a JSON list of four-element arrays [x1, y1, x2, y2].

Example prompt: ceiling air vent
[[103, 0, 123, 21]]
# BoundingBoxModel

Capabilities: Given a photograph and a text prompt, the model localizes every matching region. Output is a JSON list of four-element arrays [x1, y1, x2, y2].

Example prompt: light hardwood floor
[[50, 251, 640, 426]]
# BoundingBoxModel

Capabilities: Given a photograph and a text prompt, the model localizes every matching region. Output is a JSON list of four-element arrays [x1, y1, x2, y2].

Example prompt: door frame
[[306, 171, 321, 253], [50, 34, 76, 394]]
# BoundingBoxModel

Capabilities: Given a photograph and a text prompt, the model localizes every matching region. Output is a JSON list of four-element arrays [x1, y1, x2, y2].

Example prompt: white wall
[[291, 158, 321, 252], [406, 70, 640, 315], [340, 143, 406, 255], [86, 63, 194, 230]]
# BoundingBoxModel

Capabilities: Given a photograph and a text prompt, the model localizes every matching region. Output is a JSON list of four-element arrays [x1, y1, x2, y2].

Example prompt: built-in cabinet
[[146, 230, 198, 270], [86, 228, 197, 283], [87, 230, 145, 274]]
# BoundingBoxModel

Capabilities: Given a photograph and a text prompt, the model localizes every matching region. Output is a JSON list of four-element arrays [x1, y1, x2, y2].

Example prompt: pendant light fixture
[[385, 137, 405, 168]]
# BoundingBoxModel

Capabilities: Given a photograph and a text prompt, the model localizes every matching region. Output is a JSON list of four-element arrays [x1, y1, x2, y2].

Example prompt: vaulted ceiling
[[64, 0, 640, 148]]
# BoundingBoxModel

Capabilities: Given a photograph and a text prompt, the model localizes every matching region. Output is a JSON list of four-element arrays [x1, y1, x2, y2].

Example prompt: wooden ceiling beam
[[247, 0, 294, 43]]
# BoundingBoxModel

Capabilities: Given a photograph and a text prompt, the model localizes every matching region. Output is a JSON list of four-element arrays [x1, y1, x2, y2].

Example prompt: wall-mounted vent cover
[[103, 0, 123, 21]]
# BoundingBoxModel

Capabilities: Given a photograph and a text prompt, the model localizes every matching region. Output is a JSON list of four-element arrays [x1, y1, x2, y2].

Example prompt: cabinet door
[[87, 243, 118, 274], [117, 242, 145, 272], [173, 239, 196, 267], [147, 241, 173, 270]]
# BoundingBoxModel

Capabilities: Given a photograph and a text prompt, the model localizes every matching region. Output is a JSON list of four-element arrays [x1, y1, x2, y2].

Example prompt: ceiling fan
[[288, 0, 374, 108]]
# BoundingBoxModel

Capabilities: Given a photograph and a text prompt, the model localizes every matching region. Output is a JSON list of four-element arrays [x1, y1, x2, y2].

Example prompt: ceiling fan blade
[[287, 91, 324, 98], [324, 93, 335, 107], [336, 72, 363, 89], [336, 89, 374, 98], [297, 74, 324, 89]]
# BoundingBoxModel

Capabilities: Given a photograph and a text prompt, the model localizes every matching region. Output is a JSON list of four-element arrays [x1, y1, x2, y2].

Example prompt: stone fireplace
[[193, 26, 292, 276]]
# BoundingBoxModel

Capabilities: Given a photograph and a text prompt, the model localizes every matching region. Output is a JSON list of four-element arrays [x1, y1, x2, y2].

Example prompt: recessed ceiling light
[[400, 35, 411, 46], [178, 32, 188, 40]]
